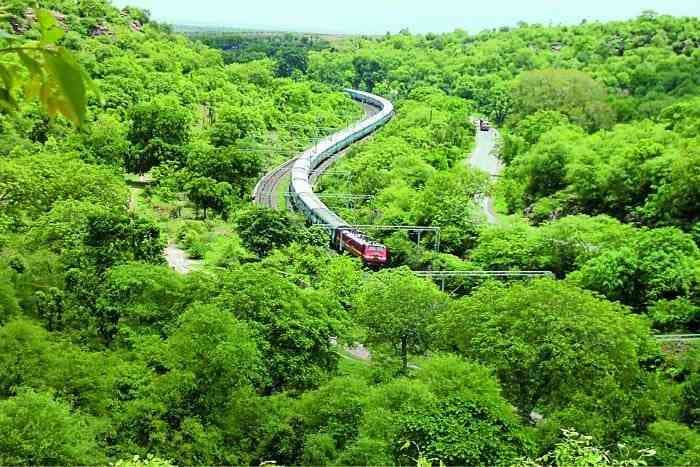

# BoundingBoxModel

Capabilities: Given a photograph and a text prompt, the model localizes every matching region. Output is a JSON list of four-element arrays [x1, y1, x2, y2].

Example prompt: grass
[[337, 350, 373, 379], [491, 180, 529, 227], [275, 173, 290, 209]]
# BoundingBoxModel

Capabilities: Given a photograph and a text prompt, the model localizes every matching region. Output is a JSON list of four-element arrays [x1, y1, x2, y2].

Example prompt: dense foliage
[[190, 31, 332, 74], [1, 1, 699, 465]]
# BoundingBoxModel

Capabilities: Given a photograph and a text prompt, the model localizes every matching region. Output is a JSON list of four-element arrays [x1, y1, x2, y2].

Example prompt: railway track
[[253, 101, 379, 209], [252, 157, 297, 209], [309, 102, 379, 187], [655, 334, 700, 343]]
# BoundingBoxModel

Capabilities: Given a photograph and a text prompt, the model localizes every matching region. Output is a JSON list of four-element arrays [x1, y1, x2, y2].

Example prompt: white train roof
[[290, 89, 394, 230]]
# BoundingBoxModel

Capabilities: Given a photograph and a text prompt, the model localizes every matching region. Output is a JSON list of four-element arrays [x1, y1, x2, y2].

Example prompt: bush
[[0, 389, 103, 465], [648, 298, 700, 333], [203, 235, 255, 268], [176, 221, 209, 259]]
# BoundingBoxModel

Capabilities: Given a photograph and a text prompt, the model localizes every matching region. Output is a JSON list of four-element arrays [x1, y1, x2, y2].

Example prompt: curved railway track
[[252, 99, 381, 209], [308, 102, 379, 186], [252, 89, 394, 266], [252, 157, 297, 209]]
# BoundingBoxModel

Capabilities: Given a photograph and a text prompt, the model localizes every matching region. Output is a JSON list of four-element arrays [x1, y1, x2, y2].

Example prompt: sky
[[112, 0, 700, 34]]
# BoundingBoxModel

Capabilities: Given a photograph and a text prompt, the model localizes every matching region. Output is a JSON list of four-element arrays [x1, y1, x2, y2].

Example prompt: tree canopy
[[1, 2, 699, 465]]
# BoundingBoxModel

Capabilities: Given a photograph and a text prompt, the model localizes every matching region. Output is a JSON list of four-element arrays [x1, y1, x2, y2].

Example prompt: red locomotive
[[333, 228, 388, 266]]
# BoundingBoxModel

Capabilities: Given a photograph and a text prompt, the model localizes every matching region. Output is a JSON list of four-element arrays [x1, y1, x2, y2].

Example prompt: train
[[288, 89, 394, 266]]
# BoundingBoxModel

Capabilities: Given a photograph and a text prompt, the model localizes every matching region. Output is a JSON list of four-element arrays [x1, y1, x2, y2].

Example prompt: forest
[[0, 0, 699, 465]]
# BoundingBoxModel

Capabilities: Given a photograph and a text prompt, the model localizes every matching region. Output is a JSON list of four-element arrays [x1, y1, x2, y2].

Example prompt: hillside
[[0, 1, 699, 465]]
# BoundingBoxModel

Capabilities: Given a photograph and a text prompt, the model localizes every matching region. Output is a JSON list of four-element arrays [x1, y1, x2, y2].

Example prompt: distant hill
[[173, 24, 362, 41], [173, 24, 257, 33]]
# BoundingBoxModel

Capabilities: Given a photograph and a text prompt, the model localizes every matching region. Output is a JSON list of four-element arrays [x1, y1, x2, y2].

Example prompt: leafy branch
[[0, 7, 97, 125]]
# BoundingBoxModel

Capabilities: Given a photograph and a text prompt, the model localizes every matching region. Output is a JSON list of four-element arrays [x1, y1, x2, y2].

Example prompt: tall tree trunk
[[401, 336, 408, 371]]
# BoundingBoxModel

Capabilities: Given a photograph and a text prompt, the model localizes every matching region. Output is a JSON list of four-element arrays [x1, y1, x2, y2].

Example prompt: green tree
[[513, 110, 570, 147], [275, 354, 531, 466], [261, 243, 365, 307], [487, 80, 513, 124], [660, 97, 700, 138], [0, 319, 118, 414], [98, 263, 188, 340], [234, 206, 307, 257], [532, 215, 635, 278], [648, 298, 700, 332], [510, 69, 615, 131], [82, 210, 165, 271], [25, 200, 162, 271], [571, 227, 700, 309], [507, 125, 585, 204], [214, 264, 347, 391], [435, 279, 657, 417], [0, 153, 128, 228], [469, 222, 540, 271], [186, 144, 263, 197], [80, 113, 131, 165], [210, 104, 265, 147], [161, 304, 264, 414], [413, 165, 489, 256], [0, 389, 103, 465], [113, 305, 264, 464], [521, 428, 655, 466], [0, 319, 51, 397], [682, 374, 700, 427], [275, 46, 309, 77], [641, 420, 700, 466], [676, 345, 700, 427], [291, 377, 371, 465], [641, 143, 700, 229], [501, 110, 570, 164], [114, 455, 174, 467], [390, 355, 531, 466], [352, 56, 387, 92], [353, 268, 448, 370], [0, 267, 19, 324], [127, 94, 191, 173], [184, 176, 233, 218]]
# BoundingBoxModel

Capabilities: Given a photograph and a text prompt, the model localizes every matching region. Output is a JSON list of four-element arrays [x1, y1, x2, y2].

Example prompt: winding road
[[468, 124, 502, 224], [164, 244, 200, 274]]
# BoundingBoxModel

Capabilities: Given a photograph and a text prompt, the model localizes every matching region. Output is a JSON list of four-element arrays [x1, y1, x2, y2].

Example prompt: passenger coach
[[288, 89, 394, 266]]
